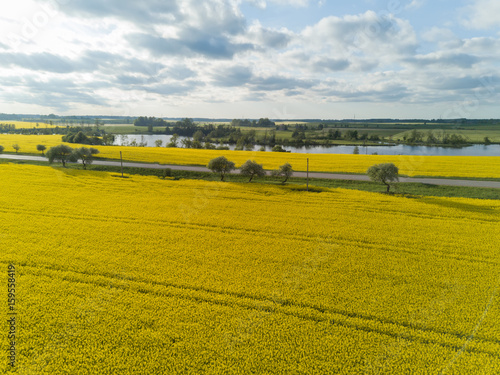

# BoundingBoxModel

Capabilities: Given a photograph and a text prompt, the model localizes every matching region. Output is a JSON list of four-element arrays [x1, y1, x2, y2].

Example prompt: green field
[[102, 124, 146, 134], [394, 129, 500, 143]]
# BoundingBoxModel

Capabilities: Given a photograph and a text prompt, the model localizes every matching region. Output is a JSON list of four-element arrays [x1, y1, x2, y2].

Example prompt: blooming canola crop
[[0, 121, 58, 129], [1, 134, 499, 178], [1, 163, 500, 374]]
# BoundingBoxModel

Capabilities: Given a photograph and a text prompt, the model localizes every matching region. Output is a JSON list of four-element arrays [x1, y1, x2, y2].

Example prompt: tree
[[207, 156, 235, 181], [345, 130, 358, 140], [367, 163, 399, 193], [353, 146, 360, 154], [161, 168, 172, 179], [271, 163, 293, 184], [134, 116, 168, 129], [240, 160, 265, 182], [12, 144, 20, 153], [154, 139, 163, 147], [36, 144, 46, 155], [193, 130, 204, 142], [257, 118, 275, 127], [426, 130, 438, 144], [0, 145, 4, 153], [102, 134, 115, 145], [46, 145, 74, 167], [181, 138, 192, 148], [167, 134, 179, 147], [272, 145, 286, 152], [69, 147, 99, 169], [407, 129, 423, 143], [73, 131, 89, 144]]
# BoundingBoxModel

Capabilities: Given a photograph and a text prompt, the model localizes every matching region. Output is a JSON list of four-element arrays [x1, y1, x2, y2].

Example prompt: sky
[[0, 0, 499, 119]]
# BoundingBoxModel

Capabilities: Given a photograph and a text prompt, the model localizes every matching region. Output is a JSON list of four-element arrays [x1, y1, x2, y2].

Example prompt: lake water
[[114, 134, 500, 157]]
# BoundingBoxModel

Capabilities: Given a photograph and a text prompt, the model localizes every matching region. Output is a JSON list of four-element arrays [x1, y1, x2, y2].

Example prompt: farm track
[[5, 260, 500, 358], [2, 153, 500, 188]]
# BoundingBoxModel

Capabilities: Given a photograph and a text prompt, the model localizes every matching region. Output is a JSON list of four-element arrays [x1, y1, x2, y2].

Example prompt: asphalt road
[[2, 153, 500, 189]]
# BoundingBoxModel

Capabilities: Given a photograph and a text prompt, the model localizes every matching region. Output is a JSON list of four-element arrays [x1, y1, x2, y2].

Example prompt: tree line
[[207, 156, 293, 183], [402, 130, 470, 146], [208, 156, 400, 194], [46, 145, 100, 169], [33, 145, 400, 194], [62, 130, 115, 146]]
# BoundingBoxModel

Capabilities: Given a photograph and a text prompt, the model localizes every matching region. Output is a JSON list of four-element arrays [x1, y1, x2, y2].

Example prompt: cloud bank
[[0, 0, 498, 118]]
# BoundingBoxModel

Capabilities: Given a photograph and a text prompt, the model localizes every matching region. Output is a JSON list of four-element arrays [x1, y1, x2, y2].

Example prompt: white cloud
[[246, 21, 294, 49], [243, 0, 312, 8], [268, 0, 311, 6], [0, 0, 499, 117], [403, 52, 480, 69], [177, 0, 246, 36], [461, 0, 500, 29], [405, 0, 425, 10], [244, 0, 266, 8], [422, 27, 464, 49], [462, 37, 500, 56], [422, 27, 455, 42], [301, 11, 418, 58]]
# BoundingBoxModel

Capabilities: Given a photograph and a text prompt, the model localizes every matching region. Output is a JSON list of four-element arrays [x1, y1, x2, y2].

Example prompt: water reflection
[[113, 134, 500, 156]]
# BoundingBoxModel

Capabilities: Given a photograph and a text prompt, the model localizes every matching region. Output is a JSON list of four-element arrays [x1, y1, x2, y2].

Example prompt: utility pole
[[307, 158, 309, 192], [120, 151, 124, 178]]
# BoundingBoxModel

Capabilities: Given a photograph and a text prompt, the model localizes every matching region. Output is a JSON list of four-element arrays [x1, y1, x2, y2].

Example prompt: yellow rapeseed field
[[95, 147, 499, 178], [1, 163, 500, 374], [0, 134, 499, 178], [0, 135, 70, 154], [0, 121, 57, 129]]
